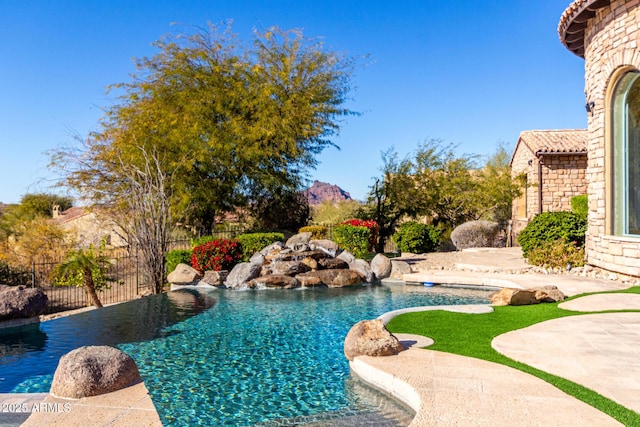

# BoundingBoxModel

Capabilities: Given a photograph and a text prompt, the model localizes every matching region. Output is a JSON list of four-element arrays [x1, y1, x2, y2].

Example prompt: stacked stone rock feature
[[167, 232, 391, 290], [0, 285, 48, 321]]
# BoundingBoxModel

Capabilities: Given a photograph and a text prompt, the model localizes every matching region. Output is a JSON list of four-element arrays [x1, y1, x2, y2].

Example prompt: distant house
[[510, 129, 588, 237], [558, 0, 640, 276], [53, 206, 128, 248]]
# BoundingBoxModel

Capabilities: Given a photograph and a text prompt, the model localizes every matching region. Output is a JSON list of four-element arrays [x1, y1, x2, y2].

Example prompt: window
[[612, 71, 640, 235]]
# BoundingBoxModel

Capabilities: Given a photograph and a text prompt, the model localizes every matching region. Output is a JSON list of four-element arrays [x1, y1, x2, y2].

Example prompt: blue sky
[[0, 1, 586, 204]]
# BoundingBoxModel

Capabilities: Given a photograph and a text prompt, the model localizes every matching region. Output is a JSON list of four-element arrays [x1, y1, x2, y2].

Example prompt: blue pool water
[[0, 284, 490, 426]]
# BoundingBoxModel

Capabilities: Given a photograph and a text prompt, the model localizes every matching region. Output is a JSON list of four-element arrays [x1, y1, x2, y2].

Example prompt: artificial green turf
[[386, 295, 640, 425]]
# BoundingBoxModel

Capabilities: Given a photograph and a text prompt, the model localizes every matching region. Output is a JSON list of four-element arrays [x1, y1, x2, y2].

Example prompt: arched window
[[612, 70, 640, 235]]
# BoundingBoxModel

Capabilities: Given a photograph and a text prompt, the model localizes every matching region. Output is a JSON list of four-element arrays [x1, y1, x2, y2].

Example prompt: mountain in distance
[[303, 180, 353, 206]]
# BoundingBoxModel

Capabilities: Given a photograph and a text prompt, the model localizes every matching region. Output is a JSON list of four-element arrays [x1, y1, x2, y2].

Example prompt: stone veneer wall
[[583, 0, 640, 276], [539, 154, 588, 213], [511, 147, 587, 237]]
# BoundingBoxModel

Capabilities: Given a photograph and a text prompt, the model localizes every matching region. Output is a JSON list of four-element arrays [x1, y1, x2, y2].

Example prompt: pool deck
[[4, 247, 640, 426]]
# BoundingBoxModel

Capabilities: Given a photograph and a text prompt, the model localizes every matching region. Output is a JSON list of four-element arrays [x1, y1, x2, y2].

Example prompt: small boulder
[[225, 262, 262, 289], [50, 346, 141, 398], [249, 252, 265, 266], [201, 270, 228, 287], [167, 263, 201, 286], [0, 285, 48, 320], [370, 254, 392, 279], [344, 319, 404, 361]]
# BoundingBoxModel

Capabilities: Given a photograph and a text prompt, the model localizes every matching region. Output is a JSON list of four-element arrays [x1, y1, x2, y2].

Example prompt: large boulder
[[318, 258, 349, 270], [489, 286, 567, 306], [268, 261, 311, 276], [370, 254, 392, 279], [489, 288, 539, 306], [531, 285, 566, 303], [285, 232, 312, 252], [296, 270, 363, 288], [167, 263, 201, 286], [450, 220, 506, 250], [0, 285, 48, 321], [50, 346, 141, 398], [247, 275, 300, 289], [336, 250, 356, 264], [225, 262, 262, 289], [310, 239, 339, 257], [350, 259, 375, 283], [389, 260, 412, 279], [344, 319, 405, 361]]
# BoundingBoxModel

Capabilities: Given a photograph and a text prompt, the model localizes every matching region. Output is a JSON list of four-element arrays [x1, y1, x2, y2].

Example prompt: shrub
[[236, 232, 285, 261], [450, 220, 505, 250], [526, 239, 585, 269], [341, 219, 379, 251], [191, 235, 215, 248], [298, 225, 328, 240], [393, 222, 441, 253], [571, 194, 588, 220], [332, 224, 371, 258], [191, 239, 243, 273], [166, 249, 192, 274], [517, 211, 587, 258]]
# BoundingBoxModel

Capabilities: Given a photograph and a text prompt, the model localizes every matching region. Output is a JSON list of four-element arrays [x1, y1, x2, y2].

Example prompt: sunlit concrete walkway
[[493, 293, 640, 415], [352, 248, 640, 426]]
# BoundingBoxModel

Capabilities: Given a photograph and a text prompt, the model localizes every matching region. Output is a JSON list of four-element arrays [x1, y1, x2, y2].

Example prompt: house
[[558, 0, 640, 276], [510, 129, 588, 237], [53, 206, 128, 248]]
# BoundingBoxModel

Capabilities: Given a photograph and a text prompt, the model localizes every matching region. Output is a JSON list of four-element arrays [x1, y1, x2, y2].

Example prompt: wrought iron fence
[[2, 248, 153, 315], [1, 225, 398, 316]]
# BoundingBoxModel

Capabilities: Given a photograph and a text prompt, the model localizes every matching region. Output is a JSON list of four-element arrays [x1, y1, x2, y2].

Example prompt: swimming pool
[[0, 283, 491, 426]]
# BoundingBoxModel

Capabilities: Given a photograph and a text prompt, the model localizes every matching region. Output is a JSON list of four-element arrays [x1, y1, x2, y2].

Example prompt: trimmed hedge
[[517, 211, 587, 258], [236, 232, 285, 261], [393, 221, 441, 253], [332, 224, 371, 258], [166, 249, 192, 274], [298, 225, 328, 240]]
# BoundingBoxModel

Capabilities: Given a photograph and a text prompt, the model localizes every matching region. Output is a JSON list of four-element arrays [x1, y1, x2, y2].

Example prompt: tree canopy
[[362, 140, 521, 249], [49, 23, 356, 289], [52, 24, 355, 230]]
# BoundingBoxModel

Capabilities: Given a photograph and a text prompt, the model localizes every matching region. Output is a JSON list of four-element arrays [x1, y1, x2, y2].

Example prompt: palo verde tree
[[49, 23, 356, 291]]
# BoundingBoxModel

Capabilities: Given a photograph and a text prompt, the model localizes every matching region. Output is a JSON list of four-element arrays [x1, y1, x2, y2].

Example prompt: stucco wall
[[583, 0, 640, 276]]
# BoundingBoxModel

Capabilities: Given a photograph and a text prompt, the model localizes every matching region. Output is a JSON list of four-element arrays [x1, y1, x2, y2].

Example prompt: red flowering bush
[[191, 239, 243, 273], [340, 219, 379, 251]]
